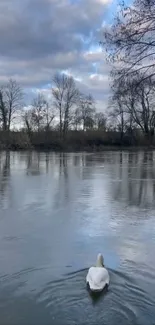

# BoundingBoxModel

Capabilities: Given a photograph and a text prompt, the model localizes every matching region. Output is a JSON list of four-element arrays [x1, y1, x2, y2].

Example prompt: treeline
[[0, 74, 106, 135], [2, 0, 155, 155], [101, 0, 155, 145], [0, 74, 109, 150]]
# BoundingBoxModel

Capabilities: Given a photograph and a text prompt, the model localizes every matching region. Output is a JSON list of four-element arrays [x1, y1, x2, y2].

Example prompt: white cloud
[[0, 0, 114, 111]]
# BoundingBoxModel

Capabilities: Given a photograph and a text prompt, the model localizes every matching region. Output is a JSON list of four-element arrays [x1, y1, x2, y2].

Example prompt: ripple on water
[[31, 267, 155, 325], [0, 256, 155, 324], [0, 151, 155, 325]]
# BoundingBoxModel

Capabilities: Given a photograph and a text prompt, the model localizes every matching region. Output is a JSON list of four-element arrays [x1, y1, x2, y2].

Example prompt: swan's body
[[86, 254, 110, 292]]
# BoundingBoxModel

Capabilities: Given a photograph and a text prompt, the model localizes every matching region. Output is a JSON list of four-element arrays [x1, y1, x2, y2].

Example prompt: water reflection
[[0, 151, 154, 324], [0, 150, 155, 210], [109, 151, 155, 207], [0, 151, 11, 209], [26, 152, 41, 176]]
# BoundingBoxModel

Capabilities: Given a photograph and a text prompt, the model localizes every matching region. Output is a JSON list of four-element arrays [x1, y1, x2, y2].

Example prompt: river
[[0, 150, 155, 325]]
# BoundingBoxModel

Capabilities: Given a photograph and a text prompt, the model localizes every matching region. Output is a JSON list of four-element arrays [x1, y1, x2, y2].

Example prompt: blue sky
[[0, 0, 132, 111]]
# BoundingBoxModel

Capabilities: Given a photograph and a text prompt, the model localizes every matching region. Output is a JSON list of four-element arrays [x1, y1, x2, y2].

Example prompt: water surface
[[0, 150, 155, 325]]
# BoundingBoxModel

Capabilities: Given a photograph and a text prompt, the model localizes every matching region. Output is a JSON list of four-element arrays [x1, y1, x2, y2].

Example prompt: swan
[[86, 253, 110, 292]]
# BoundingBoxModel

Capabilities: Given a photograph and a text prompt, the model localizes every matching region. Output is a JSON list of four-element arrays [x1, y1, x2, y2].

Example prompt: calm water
[[0, 150, 155, 325]]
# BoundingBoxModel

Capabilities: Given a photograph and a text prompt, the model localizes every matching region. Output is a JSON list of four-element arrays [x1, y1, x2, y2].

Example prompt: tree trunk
[[0, 92, 7, 131]]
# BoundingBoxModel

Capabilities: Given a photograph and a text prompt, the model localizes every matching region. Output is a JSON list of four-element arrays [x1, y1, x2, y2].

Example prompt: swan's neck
[[96, 259, 104, 267], [96, 254, 104, 267]]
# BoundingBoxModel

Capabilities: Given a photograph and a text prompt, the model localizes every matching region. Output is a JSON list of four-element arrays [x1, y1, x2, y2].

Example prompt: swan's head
[[96, 253, 104, 267]]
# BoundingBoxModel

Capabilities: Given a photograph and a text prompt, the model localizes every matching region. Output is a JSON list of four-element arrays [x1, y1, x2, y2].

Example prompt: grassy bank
[[0, 130, 155, 151]]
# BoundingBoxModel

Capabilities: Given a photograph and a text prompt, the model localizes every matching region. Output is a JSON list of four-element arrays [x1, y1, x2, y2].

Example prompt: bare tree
[[130, 76, 155, 136], [23, 93, 55, 132], [63, 76, 80, 134], [52, 73, 79, 136], [100, 0, 155, 143], [95, 112, 107, 130], [31, 94, 45, 132], [0, 91, 7, 130], [72, 107, 82, 130], [44, 101, 55, 131], [0, 79, 23, 131], [23, 110, 33, 134], [110, 72, 155, 138], [101, 0, 155, 83], [79, 94, 96, 130], [109, 100, 127, 142], [52, 73, 66, 135]]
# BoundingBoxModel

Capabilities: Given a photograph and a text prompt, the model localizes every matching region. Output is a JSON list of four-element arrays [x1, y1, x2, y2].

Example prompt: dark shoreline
[[0, 130, 155, 152], [1, 145, 155, 152]]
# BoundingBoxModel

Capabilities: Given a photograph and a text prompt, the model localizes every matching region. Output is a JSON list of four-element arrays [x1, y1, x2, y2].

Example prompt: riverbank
[[0, 130, 155, 151]]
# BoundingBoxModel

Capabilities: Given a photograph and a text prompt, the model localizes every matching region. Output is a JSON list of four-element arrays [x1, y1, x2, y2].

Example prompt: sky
[[0, 0, 131, 111]]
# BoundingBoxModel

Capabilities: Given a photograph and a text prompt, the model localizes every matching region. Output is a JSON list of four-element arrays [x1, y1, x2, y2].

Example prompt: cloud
[[0, 0, 113, 109]]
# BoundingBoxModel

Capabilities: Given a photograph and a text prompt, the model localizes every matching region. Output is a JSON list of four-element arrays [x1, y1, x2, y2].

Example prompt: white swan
[[86, 253, 110, 292]]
